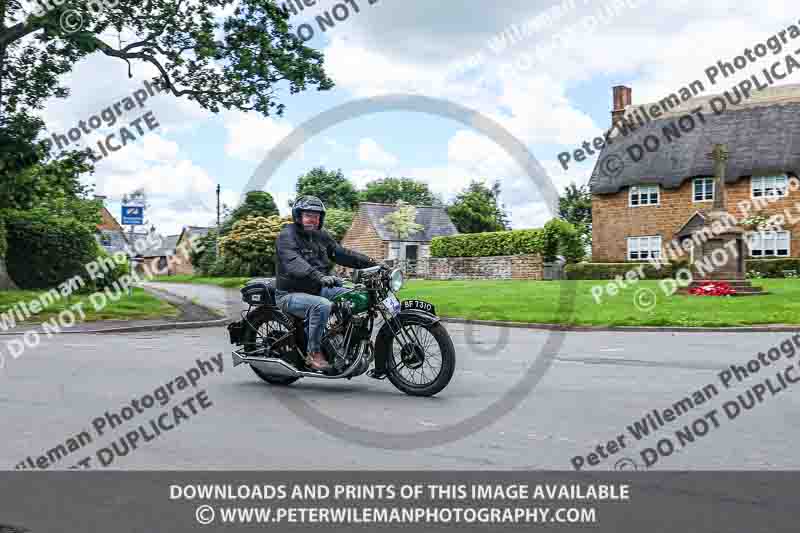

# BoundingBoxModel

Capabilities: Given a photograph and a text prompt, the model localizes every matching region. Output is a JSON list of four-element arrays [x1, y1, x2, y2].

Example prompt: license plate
[[401, 299, 436, 315], [382, 293, 401, 317]]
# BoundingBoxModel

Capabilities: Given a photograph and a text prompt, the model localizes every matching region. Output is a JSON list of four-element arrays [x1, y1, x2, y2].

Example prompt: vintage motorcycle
[[227, 266, 456, 397]]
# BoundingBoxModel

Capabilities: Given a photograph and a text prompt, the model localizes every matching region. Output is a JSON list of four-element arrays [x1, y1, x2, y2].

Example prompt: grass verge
[[0, 287, 179, 324], [397, 279, 800, 327]]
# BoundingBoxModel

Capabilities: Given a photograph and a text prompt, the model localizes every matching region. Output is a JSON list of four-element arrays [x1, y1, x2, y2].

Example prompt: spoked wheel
[[242, 308, 300, 386], [379, 321, 456, 397]]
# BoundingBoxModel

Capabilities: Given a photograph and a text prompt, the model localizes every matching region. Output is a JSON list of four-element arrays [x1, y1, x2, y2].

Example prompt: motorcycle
[[227, 266, 456, 397]]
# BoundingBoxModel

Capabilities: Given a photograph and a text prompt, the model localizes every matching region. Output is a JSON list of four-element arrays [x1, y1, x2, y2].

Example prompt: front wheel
[[376, 320, 456, 397]]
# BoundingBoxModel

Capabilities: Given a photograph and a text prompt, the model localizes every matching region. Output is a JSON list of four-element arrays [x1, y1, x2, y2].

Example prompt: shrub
[[93, 246, 131, 292], [565, 261, 689, 280], [745, 259, 800, 278], [0, 217, 7, 259], [218, 215, 292, 277], [5, 211, 97, 289], [430, 220, 585, 262]]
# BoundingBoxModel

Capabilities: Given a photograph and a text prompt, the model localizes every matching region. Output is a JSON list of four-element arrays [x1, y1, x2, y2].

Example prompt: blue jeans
[[275, 287, 349, 353]]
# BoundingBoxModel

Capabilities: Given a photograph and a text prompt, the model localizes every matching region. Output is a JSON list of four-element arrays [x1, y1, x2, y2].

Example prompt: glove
[[320, 275, 338, 288]]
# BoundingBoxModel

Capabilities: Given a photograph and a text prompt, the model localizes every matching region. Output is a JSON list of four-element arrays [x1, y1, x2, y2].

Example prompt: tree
[[323, 207, 355, 241], [446, 180, 510, 234], [380, 201, 424, 240], [360, 177, 439, 206], [558, 182, 592, 247], [293, 167, 358, 210], [220, 190, 279, 234], [1, 0, 333, 119]]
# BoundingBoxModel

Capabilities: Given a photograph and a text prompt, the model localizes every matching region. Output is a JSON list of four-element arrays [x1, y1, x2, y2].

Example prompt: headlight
[[389, 268, 404, 292]]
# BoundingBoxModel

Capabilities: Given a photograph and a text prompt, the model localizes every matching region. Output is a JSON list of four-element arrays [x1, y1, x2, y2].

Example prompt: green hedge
[[0, 218, 7, 259], [746, 259, 800, 278], [566, 261, 689, 280], [431, 220, 585, 262], [5, 211, 98, 289]]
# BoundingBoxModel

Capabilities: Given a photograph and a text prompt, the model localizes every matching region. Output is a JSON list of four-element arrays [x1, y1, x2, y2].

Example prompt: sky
[[32, 0, 800, 236]]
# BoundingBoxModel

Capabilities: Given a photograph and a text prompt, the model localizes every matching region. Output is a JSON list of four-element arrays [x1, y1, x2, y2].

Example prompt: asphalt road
[[1, 282, 799, 471]]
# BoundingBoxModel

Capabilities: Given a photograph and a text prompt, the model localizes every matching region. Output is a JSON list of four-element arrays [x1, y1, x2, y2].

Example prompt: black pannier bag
[[241, 277, 277, 306]]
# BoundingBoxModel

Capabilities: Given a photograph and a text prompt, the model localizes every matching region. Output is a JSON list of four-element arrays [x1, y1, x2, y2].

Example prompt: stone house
[[172, 226, 212, 275], [133, 234, 181, 276], [341, 202, 459, 263], [590, 83, 800, 263]]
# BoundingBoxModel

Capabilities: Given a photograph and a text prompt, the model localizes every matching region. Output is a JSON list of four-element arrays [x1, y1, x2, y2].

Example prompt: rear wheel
[[242, 307, 301, 386], [377, 320, 456, 397]]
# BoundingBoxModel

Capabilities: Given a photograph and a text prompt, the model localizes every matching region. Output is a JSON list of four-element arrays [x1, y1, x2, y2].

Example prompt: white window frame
[[629, 185, 660, 207], [751, 175, 788, 199], [693, 177, 715, 202], [627, 235, 662, 261], [747, 230, 790, 258]]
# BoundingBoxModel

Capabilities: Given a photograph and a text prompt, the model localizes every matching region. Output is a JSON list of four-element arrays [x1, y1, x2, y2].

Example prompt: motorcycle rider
[[275, 195, 378, 372]]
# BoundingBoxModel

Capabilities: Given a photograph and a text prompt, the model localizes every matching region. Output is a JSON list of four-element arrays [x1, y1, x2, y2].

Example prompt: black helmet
[[292, 195, 326, 229]]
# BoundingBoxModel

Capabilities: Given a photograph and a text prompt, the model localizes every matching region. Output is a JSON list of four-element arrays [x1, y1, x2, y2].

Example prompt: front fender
[[373, 310, 441, 373]]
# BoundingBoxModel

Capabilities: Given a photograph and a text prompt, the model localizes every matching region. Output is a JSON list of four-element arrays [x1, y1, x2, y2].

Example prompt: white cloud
[[358, 138, 399, 168], [222, 110, 301, 163]]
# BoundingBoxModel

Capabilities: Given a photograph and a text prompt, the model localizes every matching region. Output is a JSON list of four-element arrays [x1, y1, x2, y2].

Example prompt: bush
[[93, 247, 131, 292], [745, 259, 800, 278], [5, 211, 97, 289], [0, 217, 7, 259], [430, 220, 585, 262], [218, 215, 291, 277], [565, 261, 689, 280]]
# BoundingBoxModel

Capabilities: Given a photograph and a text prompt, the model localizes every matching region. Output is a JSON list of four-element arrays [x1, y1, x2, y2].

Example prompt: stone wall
[[422, 254, 543, 280]]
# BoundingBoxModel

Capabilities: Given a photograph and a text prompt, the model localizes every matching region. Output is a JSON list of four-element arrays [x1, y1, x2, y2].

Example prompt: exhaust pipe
[[232, 349, 300, 378]]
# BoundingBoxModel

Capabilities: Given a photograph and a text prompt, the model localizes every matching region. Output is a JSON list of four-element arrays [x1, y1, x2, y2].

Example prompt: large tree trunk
[[0, 257, 19, 290]]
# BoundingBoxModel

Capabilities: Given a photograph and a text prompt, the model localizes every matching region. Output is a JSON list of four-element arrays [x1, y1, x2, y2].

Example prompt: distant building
[[341, 202, 459, 263], [173, 226, 212, 275]]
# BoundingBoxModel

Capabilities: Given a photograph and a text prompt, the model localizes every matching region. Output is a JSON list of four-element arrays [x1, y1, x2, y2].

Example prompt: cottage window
[[627, 236, 662, 260], [752, 175, 788, 198], [629, 185, 659, 207], [748, 230, 790, 257], [693, 178, 714, 202]]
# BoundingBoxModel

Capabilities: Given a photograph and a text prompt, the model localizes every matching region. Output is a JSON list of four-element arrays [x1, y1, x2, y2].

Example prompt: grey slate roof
[[138, 234, 180, 257], [590, 84, 800, 194], [360, 203, 459, 242]]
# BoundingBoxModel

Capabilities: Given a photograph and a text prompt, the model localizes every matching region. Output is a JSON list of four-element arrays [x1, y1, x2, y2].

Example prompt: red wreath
[[688, 281, 737, 296]]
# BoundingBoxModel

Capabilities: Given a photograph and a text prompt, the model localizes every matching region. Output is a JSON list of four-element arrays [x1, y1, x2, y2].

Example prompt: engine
[[322, 304, 373, 376]]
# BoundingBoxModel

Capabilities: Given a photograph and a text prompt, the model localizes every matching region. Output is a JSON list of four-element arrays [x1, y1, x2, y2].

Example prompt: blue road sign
[[121, 205, 144, 225]]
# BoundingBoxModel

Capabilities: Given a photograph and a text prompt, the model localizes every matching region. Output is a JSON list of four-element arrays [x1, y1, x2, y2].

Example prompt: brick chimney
[[611, 85, 632, 126]]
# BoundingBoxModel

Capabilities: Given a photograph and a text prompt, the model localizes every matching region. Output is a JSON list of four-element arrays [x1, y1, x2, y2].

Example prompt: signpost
[[122, 204, 145, 296], [121, 205, 144, 225]]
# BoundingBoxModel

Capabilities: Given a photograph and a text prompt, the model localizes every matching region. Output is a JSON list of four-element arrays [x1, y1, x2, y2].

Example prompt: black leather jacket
[[275, 222, 375, 295]]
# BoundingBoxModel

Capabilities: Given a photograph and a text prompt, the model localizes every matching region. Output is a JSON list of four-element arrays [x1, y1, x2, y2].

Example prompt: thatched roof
[[590, 84, 800, 194]]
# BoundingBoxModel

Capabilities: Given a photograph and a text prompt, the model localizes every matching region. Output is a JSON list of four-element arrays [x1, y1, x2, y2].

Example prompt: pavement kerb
[[439, 316, 800, 333]]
